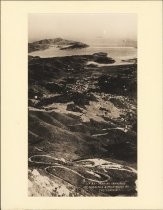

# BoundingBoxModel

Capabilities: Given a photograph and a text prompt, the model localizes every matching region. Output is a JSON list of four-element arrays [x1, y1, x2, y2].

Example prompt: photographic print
[[28, 13, 137, 197]]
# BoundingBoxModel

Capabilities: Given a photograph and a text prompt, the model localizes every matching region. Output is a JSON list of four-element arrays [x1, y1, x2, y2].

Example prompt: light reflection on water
[[29, 46, 137, 62]]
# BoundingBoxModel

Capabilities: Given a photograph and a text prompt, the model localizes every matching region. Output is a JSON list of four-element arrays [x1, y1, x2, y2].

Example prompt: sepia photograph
[[28, 13, 137, 197], [1, 1, 163, 209]]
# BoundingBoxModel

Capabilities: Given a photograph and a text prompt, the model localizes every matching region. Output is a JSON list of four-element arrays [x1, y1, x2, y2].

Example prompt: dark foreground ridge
[[28, 53, 137, 197]]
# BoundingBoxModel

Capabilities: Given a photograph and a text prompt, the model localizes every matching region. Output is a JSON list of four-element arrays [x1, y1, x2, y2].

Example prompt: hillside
[[28, 38, 89, 53], [28, 53, 137, 196]]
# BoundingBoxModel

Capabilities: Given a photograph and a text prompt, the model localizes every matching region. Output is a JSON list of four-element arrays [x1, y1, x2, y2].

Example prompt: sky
[[28, 13, 137, 43]]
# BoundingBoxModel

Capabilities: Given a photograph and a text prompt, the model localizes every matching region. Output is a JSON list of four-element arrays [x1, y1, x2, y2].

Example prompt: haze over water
[[29, 13, 137, 43]]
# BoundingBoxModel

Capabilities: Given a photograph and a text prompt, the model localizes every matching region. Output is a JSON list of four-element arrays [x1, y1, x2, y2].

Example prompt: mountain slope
[[28, 52, 137, 196]]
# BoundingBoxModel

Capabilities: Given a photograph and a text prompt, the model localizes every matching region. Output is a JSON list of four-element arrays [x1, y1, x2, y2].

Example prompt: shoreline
[[28, 46, 137, 60]]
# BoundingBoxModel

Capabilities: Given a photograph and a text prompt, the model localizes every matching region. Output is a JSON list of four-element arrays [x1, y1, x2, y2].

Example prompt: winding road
[[29, 154, 137, 187]]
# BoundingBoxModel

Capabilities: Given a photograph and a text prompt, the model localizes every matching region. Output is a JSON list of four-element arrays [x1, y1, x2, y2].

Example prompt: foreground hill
[[28, 53, 137, 196], [28, 38, 89, 53]]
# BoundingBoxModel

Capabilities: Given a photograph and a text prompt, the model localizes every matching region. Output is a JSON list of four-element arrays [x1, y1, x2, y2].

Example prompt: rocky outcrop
[[92, 52, 115, 64], [60, 42, 89, 50]]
